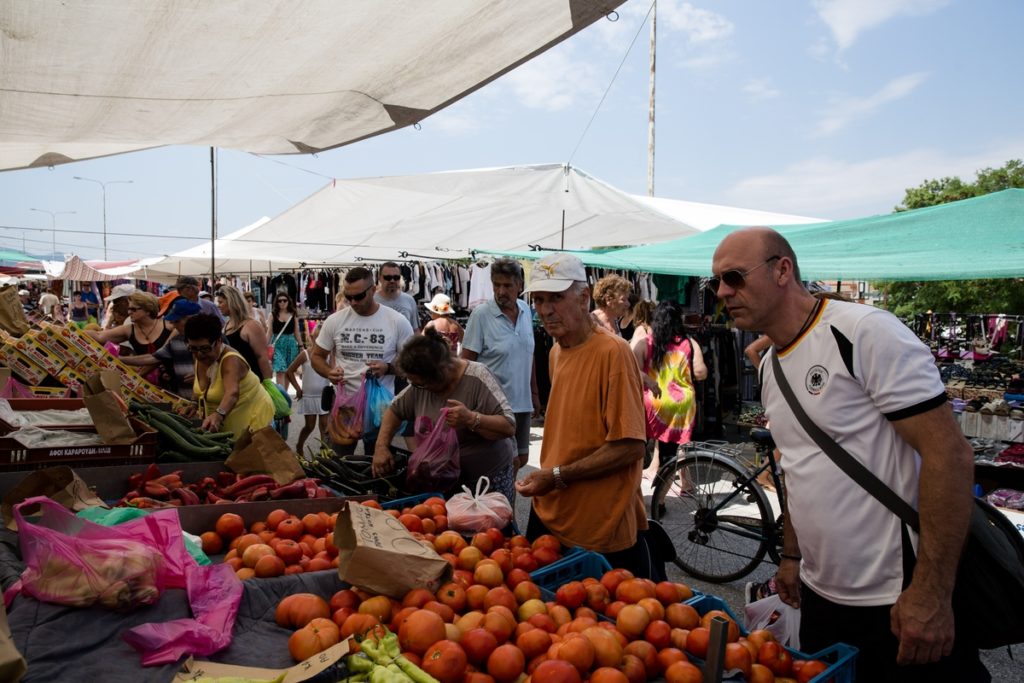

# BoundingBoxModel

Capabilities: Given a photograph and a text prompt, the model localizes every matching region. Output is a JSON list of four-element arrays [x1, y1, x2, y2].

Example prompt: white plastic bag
[[446, 477, 513, 533], [743, 594, 801, 649]]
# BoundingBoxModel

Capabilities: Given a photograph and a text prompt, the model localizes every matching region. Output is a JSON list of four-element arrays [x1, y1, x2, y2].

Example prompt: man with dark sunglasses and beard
[[375, 261, 421, 334], [311, 267, 413, 455], [712, 228, 983, 681]]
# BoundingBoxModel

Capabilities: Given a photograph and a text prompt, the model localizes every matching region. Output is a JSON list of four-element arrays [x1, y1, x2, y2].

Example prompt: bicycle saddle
[[749, 427, 775, 449]]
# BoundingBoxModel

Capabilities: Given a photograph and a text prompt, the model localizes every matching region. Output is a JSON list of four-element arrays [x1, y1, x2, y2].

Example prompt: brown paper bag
[[83, 391, 136, 444], [225, 426, 305, 485], [0, 287, 29, 337], [335, 500, 452, 598], [177, 640, 349, 683], [2, 465, 107, 530], [82, 369, 122, 396], [0, 599, 26, 683]]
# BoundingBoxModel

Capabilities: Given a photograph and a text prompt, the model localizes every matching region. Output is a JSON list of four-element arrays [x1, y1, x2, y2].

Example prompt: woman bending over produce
[[372, 328, 517, 503], [186, 313, 274, 438]]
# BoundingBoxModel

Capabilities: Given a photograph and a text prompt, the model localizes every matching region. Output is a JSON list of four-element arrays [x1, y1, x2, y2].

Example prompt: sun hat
[[108, 283, 137, 300], [163, 297, 202, 322], [523, 253, 587, 293], [425, 293, 455, 316], [157, 291, 182, 317], [17, 289, 29, 296]]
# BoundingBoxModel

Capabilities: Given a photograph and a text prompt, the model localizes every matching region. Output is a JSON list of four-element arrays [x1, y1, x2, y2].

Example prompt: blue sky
[[0, 0, 1020, 261]]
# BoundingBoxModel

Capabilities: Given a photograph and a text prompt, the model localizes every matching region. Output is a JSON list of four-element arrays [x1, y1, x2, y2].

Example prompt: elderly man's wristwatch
[[552, 466, 568, 489]]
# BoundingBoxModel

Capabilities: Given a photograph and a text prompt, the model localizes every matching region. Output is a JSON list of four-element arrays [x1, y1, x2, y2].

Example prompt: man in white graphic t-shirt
[[710, 228, 984, 681], [312, 266, 413, 455]]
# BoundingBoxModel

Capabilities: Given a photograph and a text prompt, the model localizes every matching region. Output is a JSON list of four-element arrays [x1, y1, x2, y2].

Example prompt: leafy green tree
[[875, 160, 1024, 316]]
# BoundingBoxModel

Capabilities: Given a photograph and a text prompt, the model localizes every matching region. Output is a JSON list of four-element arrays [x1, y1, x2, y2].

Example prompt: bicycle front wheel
[[651, 453, 773, 583]]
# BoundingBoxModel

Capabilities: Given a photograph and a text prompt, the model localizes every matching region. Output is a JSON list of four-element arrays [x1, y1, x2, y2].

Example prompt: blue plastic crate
[[685, 594, 858, 683], [530, 550, 612, 591], [381, 492, 443, 510]]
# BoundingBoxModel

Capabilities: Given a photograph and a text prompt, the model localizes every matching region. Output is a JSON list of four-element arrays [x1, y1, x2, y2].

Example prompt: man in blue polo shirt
[[461, 258, 538, 468]]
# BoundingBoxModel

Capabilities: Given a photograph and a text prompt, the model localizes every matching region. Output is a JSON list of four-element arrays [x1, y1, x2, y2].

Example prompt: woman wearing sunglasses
[[186, 313, 274, 438], [632, 299, 707, 480], [215, 285, 274, 382], [371, 328, 517, 504], [268, 293, 303, 388], [86, 291, 173, 385]]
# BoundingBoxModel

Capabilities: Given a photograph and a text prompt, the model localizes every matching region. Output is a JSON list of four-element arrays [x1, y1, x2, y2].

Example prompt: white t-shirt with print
[[317, 305, 413, 394], [760, 299, 947, 607]]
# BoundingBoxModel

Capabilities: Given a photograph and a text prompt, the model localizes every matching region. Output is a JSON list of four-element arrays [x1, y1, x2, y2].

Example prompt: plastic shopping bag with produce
[[6, 496, 242, 666], [329, 379, 365, 445], [406, 409, 460, 492], [446, 476, 513, 533]]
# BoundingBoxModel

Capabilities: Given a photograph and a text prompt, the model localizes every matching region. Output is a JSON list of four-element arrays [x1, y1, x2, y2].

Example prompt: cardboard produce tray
[[0, 398, 157, 469]]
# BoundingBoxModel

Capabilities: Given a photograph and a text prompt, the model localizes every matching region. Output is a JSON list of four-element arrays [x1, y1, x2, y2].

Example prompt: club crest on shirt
[[805, 365, 829, 395]]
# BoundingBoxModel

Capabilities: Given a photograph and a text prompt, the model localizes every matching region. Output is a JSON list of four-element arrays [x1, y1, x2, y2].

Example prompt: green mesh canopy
[[481, 189, 1024, 281]]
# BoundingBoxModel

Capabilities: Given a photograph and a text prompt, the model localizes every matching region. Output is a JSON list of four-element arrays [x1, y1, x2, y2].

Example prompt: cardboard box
[[3, 349, 49, 385], [35, 324, 89, 366], [54, 324, 108, 362], [13, 334, 67, 377], [0, 398, 157, 469]]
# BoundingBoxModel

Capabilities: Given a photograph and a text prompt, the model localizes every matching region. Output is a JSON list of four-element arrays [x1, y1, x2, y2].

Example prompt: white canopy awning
[[151, 164, 703, 267], [0, 0, 624, 170]]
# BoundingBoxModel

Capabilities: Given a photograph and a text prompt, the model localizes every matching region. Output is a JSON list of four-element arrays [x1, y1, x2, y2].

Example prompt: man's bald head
[[718, 227, 801, 283]]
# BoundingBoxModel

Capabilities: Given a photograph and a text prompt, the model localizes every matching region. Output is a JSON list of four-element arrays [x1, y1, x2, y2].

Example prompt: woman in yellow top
[[185, 313, 274, 438]]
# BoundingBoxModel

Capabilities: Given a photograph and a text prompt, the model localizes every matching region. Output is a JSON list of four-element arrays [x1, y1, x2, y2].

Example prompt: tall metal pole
[[30, 208, 76, 257], [73, 176, 132, 260], [647, 1, 657, 197], [210, 147, 217, 282]]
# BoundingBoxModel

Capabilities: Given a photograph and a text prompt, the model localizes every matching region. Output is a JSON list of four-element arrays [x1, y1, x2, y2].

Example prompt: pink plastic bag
[[406, 409, 460, 492], [329, 379, 365, 444], [446, 476, 513, 533], [7, 496, 242, 666]]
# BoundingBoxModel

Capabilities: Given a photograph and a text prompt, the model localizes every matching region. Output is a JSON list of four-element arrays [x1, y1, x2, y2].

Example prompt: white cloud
[[718, 143, 1024, 218], [502, 47, 601, 112], [659, 0, 735, 43], [813, 0, 950, 51], [742, 78, 780, 101], [815, 72, 928, 136], [591, 1, 734, 71]]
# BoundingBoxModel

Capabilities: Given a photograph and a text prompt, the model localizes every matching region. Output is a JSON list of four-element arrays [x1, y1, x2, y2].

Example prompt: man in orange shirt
[[515, 254, 655, 577]]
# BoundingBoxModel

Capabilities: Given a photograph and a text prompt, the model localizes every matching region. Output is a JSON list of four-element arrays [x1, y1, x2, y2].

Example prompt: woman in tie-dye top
[[633, 300, 707, 478]]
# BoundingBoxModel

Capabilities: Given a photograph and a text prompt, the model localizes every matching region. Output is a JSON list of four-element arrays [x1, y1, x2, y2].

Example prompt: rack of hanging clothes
[[912, 312, 1024, 360]]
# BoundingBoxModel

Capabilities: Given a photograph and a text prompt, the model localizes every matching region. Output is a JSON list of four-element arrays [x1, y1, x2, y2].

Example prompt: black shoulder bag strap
[[769, 349, 921, 532]]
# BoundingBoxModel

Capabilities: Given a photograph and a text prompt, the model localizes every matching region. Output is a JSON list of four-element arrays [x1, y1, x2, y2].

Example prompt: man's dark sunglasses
[[706, 256, 781, 293], [344, 285, 373, 302], [381, 275, 401, 282]]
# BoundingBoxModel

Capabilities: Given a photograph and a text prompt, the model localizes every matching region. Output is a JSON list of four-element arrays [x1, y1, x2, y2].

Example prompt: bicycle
[[649, 427, 785, 583]]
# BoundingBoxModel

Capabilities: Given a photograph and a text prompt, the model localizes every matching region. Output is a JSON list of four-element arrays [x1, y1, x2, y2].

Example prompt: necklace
[[138, 317, 160, 341], [779, 299, 822, 350]]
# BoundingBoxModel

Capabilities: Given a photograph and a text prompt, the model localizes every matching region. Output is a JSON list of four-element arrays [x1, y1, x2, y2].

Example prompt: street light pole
[[29, 208, 77, 257], [72, 176, 133, 260]]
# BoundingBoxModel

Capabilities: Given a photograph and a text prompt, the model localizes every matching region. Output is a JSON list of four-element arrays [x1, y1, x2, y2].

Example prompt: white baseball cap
[[108, 284, 136, 300], [523, 253, 587, 293]]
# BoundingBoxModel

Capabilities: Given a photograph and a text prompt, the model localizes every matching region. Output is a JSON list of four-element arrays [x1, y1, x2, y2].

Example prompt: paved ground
[[284, 415, 1022, 679]]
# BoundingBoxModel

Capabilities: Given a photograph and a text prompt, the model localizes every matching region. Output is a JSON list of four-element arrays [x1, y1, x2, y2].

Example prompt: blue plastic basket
[[530, 550, 612, 591], [381, 492, 443, 510], [685, 594, 858, 683]]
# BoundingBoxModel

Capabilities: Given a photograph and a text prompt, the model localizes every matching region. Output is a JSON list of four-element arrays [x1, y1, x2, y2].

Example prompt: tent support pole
[[647, 0, 656, 196], [560, 210, 565, 250], [210, 147, 217, 282]]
